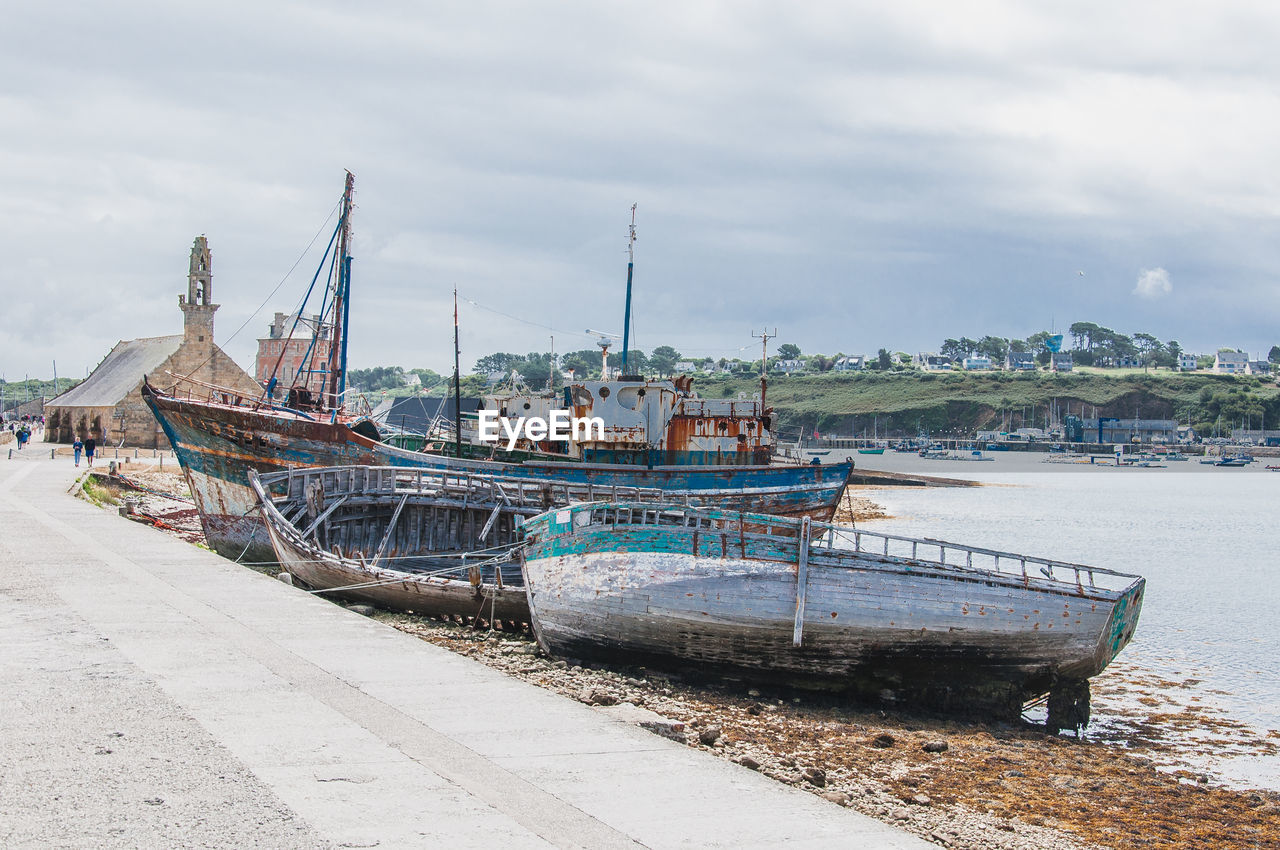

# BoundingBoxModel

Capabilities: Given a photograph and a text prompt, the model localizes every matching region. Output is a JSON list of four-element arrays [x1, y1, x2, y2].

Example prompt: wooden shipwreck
[[249, 465, 682, 624], [519, 503, 1145, 726], [141, 173, 853, 564], [146, 375, 852, 564]]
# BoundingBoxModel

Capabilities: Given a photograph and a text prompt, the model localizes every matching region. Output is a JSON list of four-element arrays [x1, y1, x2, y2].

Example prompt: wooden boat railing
[[546, 502, 1142, 595], [258, 465, 686, 513]]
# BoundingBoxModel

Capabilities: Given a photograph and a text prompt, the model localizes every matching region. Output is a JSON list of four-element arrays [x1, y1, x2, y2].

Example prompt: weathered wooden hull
[[520, 505, 1145, 716], [263, 518, 529, 622], [142, 384, 853, 563], [252, 470, 530, 621]]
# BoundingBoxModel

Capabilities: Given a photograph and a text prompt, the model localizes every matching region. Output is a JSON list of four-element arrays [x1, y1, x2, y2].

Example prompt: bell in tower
[[180, 235, 219, 343], [189, 235, 212, 305]]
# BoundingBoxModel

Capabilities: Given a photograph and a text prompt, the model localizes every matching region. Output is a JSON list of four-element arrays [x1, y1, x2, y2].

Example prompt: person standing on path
[[84, 437, 96, 467], [73, 437, 83, 467]]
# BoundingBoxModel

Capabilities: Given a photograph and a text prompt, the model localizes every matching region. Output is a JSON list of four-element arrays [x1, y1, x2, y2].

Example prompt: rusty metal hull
[[520, 504, 1145, 716], [143, 382, 852, 563], [477, 378, 776, 465]]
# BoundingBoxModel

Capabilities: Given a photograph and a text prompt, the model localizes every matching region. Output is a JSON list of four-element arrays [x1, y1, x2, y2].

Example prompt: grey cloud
[[3, 2, 1279, 383]]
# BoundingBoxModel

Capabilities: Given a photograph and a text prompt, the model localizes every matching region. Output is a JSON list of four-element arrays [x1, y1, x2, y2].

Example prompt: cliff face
[[696, 371, 1280, 436]]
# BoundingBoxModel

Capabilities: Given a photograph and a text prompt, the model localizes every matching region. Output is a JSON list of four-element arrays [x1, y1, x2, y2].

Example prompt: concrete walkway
[[0, 455, 930, 849]]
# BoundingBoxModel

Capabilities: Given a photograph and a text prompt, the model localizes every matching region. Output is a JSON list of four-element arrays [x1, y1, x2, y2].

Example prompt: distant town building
[[1050, 352, 1073, 372], [962, 352, 992, 370], [833, 355, 865, 371], [1177, 353, 1198, 371], [1246, 359, 1272, 376], [1094, 355, 1141, 369], [913, 353, 951, 371], [1081, 418, 1179, 443], [256, 311, 333, 396], [775, 359, 804, 374], [46, 237, 260, 448], [1213, 350, 1248, 374], [1004, 352, 1037, 371], [373, 395, 482, 434], [674, 361, 697, 374], [1231, 428, 1280, 446], [2, 396, 46, 421]]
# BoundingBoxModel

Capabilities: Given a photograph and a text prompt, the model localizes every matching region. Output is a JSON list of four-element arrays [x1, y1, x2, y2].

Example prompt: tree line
[[348, 328, 1280, 394]]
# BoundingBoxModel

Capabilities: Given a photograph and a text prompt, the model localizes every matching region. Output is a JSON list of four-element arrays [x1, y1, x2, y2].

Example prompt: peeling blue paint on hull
[[143, 385, 852, 563], [520, 505, 1145, 717]]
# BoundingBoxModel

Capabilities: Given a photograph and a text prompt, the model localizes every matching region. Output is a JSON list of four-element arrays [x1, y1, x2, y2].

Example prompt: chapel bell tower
[[180, 236, 219, 344]]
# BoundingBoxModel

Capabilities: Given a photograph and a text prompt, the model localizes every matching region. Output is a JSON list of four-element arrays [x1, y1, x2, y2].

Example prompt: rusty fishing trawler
[[144, 176, 853, 562]]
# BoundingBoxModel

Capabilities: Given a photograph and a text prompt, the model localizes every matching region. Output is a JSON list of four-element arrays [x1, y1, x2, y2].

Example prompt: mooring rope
[[299, 544, 527, 596]]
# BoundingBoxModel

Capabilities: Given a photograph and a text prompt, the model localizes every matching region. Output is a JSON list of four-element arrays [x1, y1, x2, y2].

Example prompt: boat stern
[[1093, 577, 1145, 673]]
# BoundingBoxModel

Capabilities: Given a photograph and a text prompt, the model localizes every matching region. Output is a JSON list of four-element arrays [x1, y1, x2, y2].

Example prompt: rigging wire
[[215, 199, 343, 350], [461, 298, 596, 344], [262, 215, 343, 399], [163, 197, 343, 385]]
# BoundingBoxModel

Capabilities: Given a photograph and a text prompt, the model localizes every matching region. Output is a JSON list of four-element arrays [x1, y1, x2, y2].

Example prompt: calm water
[[843, 449, 1280, 786]]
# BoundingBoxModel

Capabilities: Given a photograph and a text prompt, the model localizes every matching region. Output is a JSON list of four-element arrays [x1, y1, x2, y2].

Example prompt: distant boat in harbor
[[857, 447, 884, 455]]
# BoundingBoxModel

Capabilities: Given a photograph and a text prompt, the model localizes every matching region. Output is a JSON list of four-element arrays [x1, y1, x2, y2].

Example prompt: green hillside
[[694, 370, 1280, 437]]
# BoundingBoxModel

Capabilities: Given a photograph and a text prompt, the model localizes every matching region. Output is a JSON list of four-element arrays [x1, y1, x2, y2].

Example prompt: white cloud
[[1134, 267, 1173, 298]]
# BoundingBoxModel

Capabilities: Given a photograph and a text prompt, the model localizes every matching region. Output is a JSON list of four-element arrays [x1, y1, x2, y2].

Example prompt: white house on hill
[[1213, 351, 1247, 374], [913, 353, 950, 371], [1005, 352, 1036, 371], [834, 355, 865, 371]]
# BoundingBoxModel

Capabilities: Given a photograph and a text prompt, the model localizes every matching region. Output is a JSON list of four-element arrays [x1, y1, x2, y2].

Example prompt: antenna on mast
[[621, 203, 637, 376], [586, 329, 621, 380], [752, 327, 777, 410]]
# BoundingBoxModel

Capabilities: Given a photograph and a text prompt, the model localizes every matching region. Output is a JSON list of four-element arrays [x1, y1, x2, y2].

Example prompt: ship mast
[[620, 203, 637, 376], [326, 171, 355, 412], [453, 286, 463, 459], [752, 327, 776, 411]]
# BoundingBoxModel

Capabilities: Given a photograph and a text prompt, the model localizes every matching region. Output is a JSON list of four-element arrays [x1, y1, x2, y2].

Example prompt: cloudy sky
[[4, 1, 1279, 382]]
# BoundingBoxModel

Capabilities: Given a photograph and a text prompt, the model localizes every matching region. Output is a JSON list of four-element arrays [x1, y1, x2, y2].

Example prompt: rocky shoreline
[[101, 468, 1280, 848], [377, 613, 1279, 850]]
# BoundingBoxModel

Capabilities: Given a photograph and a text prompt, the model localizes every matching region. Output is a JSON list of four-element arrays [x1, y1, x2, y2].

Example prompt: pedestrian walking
[[84, 437, 96, 467], [73, 437, 83, 467]]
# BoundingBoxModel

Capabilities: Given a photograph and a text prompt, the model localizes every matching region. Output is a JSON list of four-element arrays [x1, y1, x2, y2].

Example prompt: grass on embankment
[[695, 370, 1280, 433]]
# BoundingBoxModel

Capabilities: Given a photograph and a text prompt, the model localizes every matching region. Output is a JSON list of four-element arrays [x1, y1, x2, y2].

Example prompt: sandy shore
[[97, 470, 1280, 849]]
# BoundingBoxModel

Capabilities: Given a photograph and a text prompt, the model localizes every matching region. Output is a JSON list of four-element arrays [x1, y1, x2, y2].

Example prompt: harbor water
[[847, 449, 1280, 789]]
